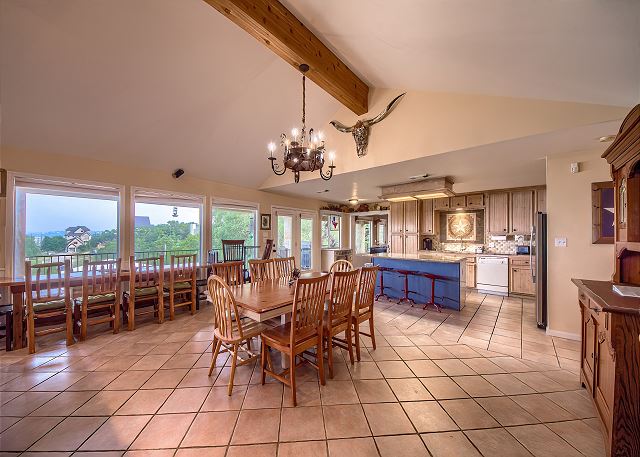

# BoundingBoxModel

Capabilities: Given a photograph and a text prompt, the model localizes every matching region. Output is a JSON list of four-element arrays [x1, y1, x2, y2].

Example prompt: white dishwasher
[[476, 256, 509, 296]]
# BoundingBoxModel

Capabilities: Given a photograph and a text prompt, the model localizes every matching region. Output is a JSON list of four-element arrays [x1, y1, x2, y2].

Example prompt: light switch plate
[[554, 237, 567, 247]]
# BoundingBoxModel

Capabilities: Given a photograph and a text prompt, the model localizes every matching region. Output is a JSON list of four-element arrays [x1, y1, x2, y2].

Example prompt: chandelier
[[268, 64, 335, 183]]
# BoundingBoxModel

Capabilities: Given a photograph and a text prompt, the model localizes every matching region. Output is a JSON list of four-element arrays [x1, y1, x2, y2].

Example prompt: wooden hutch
[[573, 104, 640, 456]]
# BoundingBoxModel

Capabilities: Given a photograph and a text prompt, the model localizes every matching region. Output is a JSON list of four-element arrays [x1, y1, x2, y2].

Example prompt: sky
[[25, 194, 200, 234]]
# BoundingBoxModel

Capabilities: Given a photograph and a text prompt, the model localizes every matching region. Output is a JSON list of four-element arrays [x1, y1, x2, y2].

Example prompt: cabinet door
[[467, 194, 484, 208], [509, 267, 523, 294], [420, 199, 435, 234], [536, 189, 546, 213], [488, 192, 509, 234], [451, 196, 466, 208], [390, 202, 404, 234], [404, 235, 419, 255], [390, 233, 404, 253], [466, 263, 476, 288], [594, 319, 614, 436], [582, 310, 597, 393], [510, 190, 534, 235], [404, 200, 419, 233], [434, 198, 450, 210]]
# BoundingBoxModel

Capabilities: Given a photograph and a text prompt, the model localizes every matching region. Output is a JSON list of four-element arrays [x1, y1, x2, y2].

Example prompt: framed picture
[[260, 213, 271, 230], [592, 181, 614, 244]]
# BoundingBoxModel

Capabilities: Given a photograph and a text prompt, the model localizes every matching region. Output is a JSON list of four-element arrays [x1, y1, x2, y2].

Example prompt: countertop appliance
[[422, 238, 434, 251], [532, 212, 547, 329], [516, 245, 530, 255], [476, 256, 509, 296]]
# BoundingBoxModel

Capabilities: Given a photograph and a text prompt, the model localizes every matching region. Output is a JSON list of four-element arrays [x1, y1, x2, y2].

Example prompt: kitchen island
[[370, 252, 470, 310]]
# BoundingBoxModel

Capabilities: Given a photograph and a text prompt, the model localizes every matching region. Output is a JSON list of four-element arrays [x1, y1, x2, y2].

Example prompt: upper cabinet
[[420, 199, 436, 235], [390, 201, 405, 234], [467, 194, 485, 208], [450, 196, 466, 208], [488, 192, 509, 234], [434, 198, 450, 210], [404, 200, 419, 234], [510, 190, 534, 235], [390, 200, 419, 254]]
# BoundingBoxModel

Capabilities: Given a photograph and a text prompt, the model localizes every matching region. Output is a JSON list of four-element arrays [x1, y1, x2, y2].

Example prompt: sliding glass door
[[273, 209, 317, 271]]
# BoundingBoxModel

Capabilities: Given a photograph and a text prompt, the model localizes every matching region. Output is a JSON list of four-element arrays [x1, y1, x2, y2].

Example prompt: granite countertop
[[370, 252, 471, 263]]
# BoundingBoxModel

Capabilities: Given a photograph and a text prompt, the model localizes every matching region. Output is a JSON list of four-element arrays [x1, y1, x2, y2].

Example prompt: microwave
[[516, 245, 530, 255]]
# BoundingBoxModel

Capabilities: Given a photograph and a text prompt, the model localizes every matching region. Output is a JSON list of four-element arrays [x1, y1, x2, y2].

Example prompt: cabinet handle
[[589, 305, 602, 314], [598, 331, 606, 344]]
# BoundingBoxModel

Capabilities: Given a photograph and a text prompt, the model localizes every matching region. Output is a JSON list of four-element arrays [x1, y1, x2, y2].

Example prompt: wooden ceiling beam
[[203, 0, 369, 115]]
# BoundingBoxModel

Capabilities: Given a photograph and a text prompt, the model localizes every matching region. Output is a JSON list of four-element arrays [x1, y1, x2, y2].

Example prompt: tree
[[41, 236, 67, 253], [25, 235, 42, 258]]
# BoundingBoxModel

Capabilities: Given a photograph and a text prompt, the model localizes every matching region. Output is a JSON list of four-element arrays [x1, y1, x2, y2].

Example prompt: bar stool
[[396, 270, 417, 306], [375, 266, 393, 301], [419, 273, 442, 312]]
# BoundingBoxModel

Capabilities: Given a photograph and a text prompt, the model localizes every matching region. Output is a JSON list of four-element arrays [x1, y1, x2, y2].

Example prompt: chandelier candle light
[[268, 64, 336, 183]]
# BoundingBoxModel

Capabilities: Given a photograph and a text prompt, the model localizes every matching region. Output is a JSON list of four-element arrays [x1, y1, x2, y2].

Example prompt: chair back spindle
[[290, 274, 330, 345], [328, 269, 359, 323], [211, 261, 244, 286], [208, 275, 243, 341], [273, 256, 295, 279], [222, 240, 245, 263], [329, 259, 353, 273], [249, 259, 274, 283], [356, 265, 379, 313]]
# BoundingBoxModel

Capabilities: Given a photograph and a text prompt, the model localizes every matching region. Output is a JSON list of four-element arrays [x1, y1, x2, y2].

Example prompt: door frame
[[272, 206, 320, 271]]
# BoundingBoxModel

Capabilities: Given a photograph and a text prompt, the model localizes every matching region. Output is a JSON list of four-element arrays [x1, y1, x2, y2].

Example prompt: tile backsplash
[[428, 236, 530, 254]]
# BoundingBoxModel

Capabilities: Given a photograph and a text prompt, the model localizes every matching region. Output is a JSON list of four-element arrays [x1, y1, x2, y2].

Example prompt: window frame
[[320, 211, 342, 249], [211, 198, 259, 261], [6, 172, 125, 277]]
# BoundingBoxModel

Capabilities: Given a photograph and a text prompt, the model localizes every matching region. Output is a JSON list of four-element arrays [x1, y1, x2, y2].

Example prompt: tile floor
[[0, 292, 602, 456]]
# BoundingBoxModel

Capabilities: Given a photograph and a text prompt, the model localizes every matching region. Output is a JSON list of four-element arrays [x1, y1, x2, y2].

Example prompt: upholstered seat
[[32, 299, 67, 312], [164, 281, 191, 291]]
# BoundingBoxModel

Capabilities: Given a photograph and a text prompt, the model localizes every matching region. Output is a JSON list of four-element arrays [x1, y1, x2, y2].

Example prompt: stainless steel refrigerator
[[530, 212, 547, 329]]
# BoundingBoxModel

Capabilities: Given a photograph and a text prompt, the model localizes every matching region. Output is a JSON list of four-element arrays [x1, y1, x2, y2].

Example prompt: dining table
[[0, 264, 213, 350]]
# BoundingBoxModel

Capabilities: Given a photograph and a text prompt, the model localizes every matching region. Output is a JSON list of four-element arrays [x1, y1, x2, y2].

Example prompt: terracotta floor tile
[[507, 424, 583, 457], [509, 394, 575, 422], [201, 385, 247, 411], [546, 419, 606, 457], [177, 367, 219, 388], [476, 397, 538, 426], [175, 447, 226, 457], [116, 388, 172, 415], [279, 406, 325, 442], [0, 416, 21, 433], [406, 360, 446, 377], [353, 379, 396, 403], [158, 387, 209, 413], [512, 372, 566, 393], [402, 401, 458, 433], [421, 431, 481, 456], [394, 346, 429, 360], [242, 383, 283, 409], [363, 402, 415, 436], [104, 371, 155, 390], [278, 440, 327, 457], [130, 413, 195, 449], [482, 374, 535, 395], [215, 365, 254, 387], [79, 415, 152, 450], [487, 357, 532, 373], [67, 371, 122, 391], [31, 390, 97, 416], [544, 390, 597, 418], [376, 434, 428, 457], [440, 399, 499, 429], [464, 428, 533, 456], [0, 391, 58, 416], [387, 378, 433, 401], [368, 347, 400, 361], [161, 353, 200, 370], [226, 443, 277, 457], [125, 448, 175, 456], [452, 375, 503, 397], [72, 390, 135, 416], [320, 379, 359, 405], [30, 371, 88, 391], [231, 408, 280, 445], [327, 437, 378, 457], [322, 404, 371, 439], [29, 416, 106, 451], [181, 411, 238, 447], [462, 357, 505, 374], [348, 361, 384, 379], [433, 359, 476, 376], [282, 380, 321, 407], [0, 416, 64, 451], [141, 368, 189, 389], [377, 361, 415, 378], [95, 356, 142, 372], [420, 377, 468, 400], [130, 354, 172, 371]]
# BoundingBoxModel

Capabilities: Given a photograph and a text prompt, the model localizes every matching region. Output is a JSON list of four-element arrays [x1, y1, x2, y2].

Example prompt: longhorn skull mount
[[330, 93, 406, 157]]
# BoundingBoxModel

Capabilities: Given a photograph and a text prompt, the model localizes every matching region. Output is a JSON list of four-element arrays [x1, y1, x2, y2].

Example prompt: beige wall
[[1, 147, 326, 274], [546, 148, 613, 338]]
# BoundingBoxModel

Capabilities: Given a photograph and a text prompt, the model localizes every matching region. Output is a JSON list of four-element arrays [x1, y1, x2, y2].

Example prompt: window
[[321, 213, 341, 248], [13, 177, 121, 275], [212, 205, 258, 261], [377, 221, 387, 245], [133, 189, 203, 261], [355, 219, 372, 254]]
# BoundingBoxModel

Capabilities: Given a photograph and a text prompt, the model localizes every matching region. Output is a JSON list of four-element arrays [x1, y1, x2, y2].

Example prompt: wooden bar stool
[[375, 266, 393, 301], [419, 273, 442, 312], [396, 270, 417, 306]]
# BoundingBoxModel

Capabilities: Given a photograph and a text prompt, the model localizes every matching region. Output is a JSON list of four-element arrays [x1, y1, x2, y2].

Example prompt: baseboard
[[545, 327, 581, 341]]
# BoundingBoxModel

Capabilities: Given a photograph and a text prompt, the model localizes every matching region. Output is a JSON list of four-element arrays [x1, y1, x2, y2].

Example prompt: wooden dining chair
[[207, 275, 268, 395], [25, 260, 74, 354], [260, 273, 330, 406], [222, 240, 245, 262], [165, 254, 197, 320], [329, 259, 353, 273], [211, 261, 244, 286], [352, 265, 379, 361], [248, 258, 275, 283], [323, 269, 359, 376], [273, 256, 295, 279], [124, 255, 164, 330], [76, 259, 122, 340], [261, 239, 274, 260]]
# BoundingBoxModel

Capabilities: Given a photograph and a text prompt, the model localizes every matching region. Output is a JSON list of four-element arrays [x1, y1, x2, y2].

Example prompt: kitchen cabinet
[[390, 200, 419, 254], [487, 192, 509, 234], [434, 198, 450, 210], [467, 194, 484, 208], [451, 196, 466, 208], [536, 188, 546, 213], [466, 258, 476, 288], [510, 190, 534, 235], [509, 258, 535, 295], [420, 199, 436, 235]]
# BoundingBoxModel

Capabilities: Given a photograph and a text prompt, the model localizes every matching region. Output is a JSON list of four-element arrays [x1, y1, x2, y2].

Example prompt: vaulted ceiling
[[1, 0, 639, 201]]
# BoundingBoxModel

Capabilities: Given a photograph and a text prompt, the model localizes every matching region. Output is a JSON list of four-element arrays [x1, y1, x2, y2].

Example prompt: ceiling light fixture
[[268, 64, 335, 183], [598, 135, 616, 143], [413, 192, 450, 199], [348, 197, 359, 205], [316, 189, 330, 194], [386, 196, 417, 202], [409, 174, 430, 180]]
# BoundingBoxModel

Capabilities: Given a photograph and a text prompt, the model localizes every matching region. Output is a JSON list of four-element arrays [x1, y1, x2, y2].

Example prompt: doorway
[[273, 208, 318, 271]]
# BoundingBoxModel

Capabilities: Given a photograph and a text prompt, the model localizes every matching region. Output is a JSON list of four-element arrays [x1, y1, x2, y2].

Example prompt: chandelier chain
[[302, 74, 306, 129]]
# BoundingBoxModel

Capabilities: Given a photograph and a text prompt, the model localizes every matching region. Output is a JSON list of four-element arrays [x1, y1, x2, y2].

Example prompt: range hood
[[380, 177, 455, 201]]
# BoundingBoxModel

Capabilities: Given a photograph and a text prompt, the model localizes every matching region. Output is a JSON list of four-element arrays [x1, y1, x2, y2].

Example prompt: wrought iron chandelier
[[268, 64, 335, 183]]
